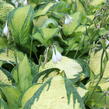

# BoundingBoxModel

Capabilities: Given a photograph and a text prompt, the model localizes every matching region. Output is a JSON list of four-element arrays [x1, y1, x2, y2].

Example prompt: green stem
[[29, 36, 33, 59]]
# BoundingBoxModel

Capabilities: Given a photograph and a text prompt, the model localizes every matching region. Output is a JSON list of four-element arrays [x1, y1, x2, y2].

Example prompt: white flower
[[3, 21, 9, 36], [55, 0, 59, 2], [52, 48, 58, 63], [15, 1, 19, 7], [64, 15, 72, 24], [11, 0, 18, 7], [106, 39, 109, 48], [23, 0, 28, 6], [55, 48, 62, 61], [52, 47, 62, 63]]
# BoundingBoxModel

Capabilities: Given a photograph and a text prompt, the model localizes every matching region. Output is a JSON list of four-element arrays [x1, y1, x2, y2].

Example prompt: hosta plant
[[0, 0, 109, 109]]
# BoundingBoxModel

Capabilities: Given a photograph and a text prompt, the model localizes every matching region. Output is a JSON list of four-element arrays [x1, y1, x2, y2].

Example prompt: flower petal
[[3, 21, 9, 36], [64, 15, 72, 24], [23, 0, 28, 6], [55, 49, 62, 61], [52, 48, 58, 63]]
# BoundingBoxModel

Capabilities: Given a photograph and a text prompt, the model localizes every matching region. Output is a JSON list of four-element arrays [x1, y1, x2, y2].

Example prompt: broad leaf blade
[[0, 85, 20, 109], [18, 55, 32, 92]]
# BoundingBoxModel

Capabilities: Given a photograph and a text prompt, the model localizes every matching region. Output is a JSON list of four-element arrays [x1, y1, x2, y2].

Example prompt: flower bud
[[11, 0, 18, 7], [55, 0, 59, 2], [55, 48, 62, 61], [106, 39, 109, 48], [64, 15, 72, 24], [15, 1, 19, 7], [23, 0, 28, 6], [52, 48, 58, 63], [3, 21, 9, 36]]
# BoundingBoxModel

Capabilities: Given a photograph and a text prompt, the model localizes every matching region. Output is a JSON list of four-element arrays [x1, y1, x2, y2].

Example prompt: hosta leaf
[[18, 55, 32, 92], [33, 28, 59, 46], [0, 85, 20, 109], [0, 98, 9, 109], [21, 84, 41, 107], [51, 1, 70, 13], [75, 25, 86, 33], [11, 66, 18, 85], [77, 59, 90, 78], [0, 49, 24, 64], [89, 49, 109, 78], [62, 12, 82, 36], [0, 70, 12, 85], [0, 67, 14, 84], [0, 37, 7, 49], [8, 6, 34, 45], [32, 32, 45, 44], [64, 76, 86, 109], [86, 91, 109, 108], [34, 2, 55, 17], [23, 78, 52, 109], [50, 11, 65, 19], [41, 28, 59, 41], [90, 0, 104, 6], [41, 18, 58, 28], [39, 56, 83, 79], [75, 0, 85, 13], [32, 68, 60, 83], [33, 15, 48, 27], [0, 2, 14, 21], [23, 75, 86, 109]]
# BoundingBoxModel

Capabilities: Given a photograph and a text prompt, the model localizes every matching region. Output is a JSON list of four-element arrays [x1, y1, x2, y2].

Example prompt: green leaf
[[41, 18, 58, 28], [23, 78, 52, 109], [12, 66, 18, 84], [62, 12, 82, 36], [75, 0, 86, 13], [64, 77, 86, 109], [0, 49, 24, 64], [0, 98, 9, 109], [8, 6, 34, 45], [86, 91, 109, 108], [0, 70, 12, 85], [33, 31, 45, 44], [42, 28, 59, 42], [39, 56, 83, 79], [0, 2, 14, 22], [77, 59, 90, 78], [33, 15, 48, 27], [23, 75, 86, 109], [0, 85, 20, 109], [18, 55, 32, 92], [90, 0, 104, 6], [51, 1, 70, 13], [0, 37, 7, 49], [34, 2, 55, 17], [33, 28, 59, 46], [0, 67, 15, 83], [32, 68, 60, 83]]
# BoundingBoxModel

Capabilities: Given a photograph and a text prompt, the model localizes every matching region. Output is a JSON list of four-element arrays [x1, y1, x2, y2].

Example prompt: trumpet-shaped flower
[[3, 21, 9, 37], [11, 0, 18, 7], [23, 0, 28, 5], [55, 48, 62, 61], [64, 15, 72, 24], [106, 39, 109, 48], [15, 1, 19, 7], [55, 0, 59, 2], [52, 47, 62, 63], [52, 48, 58, 63]]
